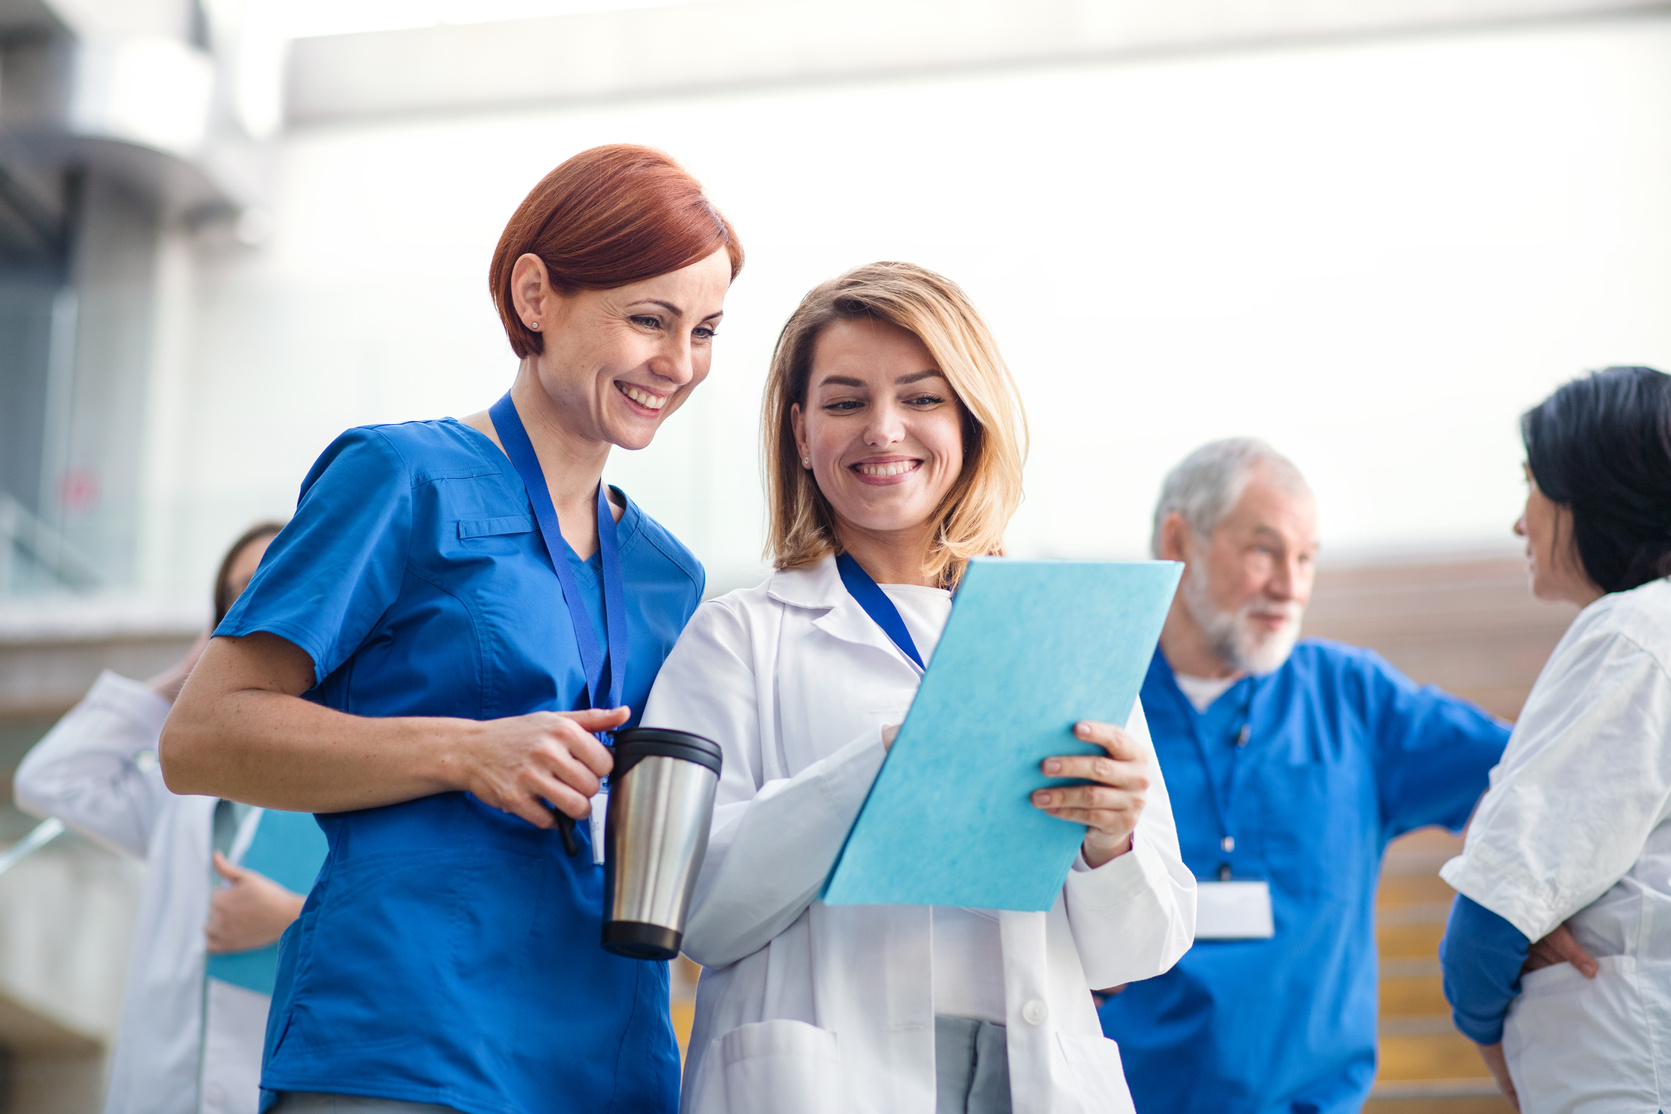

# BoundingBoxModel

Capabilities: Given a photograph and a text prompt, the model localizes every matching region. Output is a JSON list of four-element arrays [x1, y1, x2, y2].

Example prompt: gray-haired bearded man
[[1098, 438, 1510, 1113]]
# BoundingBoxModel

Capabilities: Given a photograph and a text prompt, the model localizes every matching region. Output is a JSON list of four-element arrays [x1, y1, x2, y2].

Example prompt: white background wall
[[141, 14, 1671, 598]]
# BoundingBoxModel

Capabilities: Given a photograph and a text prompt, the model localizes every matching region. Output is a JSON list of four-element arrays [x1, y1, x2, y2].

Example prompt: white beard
[[1180, 560, 1304, 676]]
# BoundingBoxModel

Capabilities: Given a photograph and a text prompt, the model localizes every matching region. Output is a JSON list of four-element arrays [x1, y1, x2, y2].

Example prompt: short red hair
[[489, 145, 743, 358]]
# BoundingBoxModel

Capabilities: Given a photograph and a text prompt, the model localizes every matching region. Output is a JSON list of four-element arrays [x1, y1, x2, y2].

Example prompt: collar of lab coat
[[766, 554, 920, 669]]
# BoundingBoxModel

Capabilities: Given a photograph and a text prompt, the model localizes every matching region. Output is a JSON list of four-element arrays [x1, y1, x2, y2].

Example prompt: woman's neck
[[464, 364, 615, 558], [507, 369, 611, 519], [836, 523, 941, 587]]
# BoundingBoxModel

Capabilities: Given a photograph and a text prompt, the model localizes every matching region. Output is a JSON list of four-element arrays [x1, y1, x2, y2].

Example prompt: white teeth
[[855, 461, 918, 477], [619, 384, 666, 411]]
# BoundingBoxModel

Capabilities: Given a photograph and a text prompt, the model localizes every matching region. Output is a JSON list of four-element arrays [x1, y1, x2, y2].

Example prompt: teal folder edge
[[205, 808, 328, 995], [821, 558, 1182, 912]]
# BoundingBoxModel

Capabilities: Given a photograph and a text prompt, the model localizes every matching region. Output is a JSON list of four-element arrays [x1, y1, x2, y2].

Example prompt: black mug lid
[[612, 726, 723, 779]]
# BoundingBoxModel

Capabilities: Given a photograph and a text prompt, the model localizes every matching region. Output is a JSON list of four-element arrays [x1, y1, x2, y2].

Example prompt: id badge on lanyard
[[1195, 880, 1274, 939], [1182, 682, 1276, 940], [490, 392, 628, 858]]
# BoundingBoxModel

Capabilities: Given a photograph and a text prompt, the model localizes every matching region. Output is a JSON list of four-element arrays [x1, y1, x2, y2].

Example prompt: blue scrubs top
[[1099, 642, 1509, 1114], [1439, 894, 1531, 1044], [217, 420, 704, 1114]]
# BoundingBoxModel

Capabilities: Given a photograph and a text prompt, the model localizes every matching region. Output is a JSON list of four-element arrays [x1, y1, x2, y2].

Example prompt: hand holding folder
[[823, 558, 1182, 912]]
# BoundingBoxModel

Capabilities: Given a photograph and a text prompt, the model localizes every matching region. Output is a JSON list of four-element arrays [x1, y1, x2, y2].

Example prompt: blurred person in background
[[1440, 366, 1671, 1112], [15, 521, 328, 1114], [158, 145, 741, 1114], [1097, 438, 1512, 1113], [643, 262, 1194, 1114]]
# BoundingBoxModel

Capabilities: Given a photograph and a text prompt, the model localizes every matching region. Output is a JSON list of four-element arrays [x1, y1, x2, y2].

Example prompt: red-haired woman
[[161, 145, 743, 1114]]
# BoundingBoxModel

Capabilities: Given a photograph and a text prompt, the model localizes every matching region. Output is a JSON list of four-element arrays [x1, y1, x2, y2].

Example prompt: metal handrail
[[0, 817, 66, 878], [0, 490, 102, 592]]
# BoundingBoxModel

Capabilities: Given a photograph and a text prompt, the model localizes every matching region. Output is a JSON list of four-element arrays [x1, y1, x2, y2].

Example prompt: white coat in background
[[14, 671, 270, 1114], [1442, 576, 1671, 1113], [641, 556, 1197, 1114]]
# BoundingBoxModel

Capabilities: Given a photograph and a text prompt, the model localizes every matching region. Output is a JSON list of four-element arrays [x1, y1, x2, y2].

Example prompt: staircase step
[[1377, 872, 1457, 907], [1378, 920, 1445, 957], [1371, 1078, 1506, 1098], [1367, 1077, 1512, 1113], [1377, 1030, 1492, 1080], [1379, 1014, 1455, 1036], [1377, 900, 1450, 926], [1380, 976, 1449, 1016], [1365, 1101, 1512, 1114]]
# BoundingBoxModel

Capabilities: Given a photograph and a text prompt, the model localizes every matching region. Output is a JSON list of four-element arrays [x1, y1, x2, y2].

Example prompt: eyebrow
[[631, 299, 724, 322], [1250, 525, 1318, 550], [815, 369, 946, 389]]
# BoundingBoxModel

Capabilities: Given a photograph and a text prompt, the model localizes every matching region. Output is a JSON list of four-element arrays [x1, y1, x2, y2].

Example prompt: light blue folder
[[205, 809, 328, 995], [822, 558, 1182, 912]]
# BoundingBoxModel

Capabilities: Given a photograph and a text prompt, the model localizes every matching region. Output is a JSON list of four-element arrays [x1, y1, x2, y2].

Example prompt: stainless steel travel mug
[[601, 727, 723, 960]]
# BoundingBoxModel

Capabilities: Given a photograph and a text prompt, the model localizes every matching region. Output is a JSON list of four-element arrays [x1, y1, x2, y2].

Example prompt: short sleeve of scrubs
[[1352, 650, 1510, 838], [218, 427, 412, 684]]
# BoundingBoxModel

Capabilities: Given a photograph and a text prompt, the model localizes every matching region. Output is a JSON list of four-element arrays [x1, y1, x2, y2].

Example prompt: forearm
[[1440, 893, 1531, 1044], [15, 672, 173, 854], [161, 684, 475, 812]]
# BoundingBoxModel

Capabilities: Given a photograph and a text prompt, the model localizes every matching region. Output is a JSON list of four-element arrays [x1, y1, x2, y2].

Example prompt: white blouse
[[1441, 576, 1671, 1111]]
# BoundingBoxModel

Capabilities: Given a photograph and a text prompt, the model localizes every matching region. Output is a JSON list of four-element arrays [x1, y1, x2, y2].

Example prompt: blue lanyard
[[835, 553, 924, 672], [489, 392, 628, 714], [1171, 675, 1256, 881]]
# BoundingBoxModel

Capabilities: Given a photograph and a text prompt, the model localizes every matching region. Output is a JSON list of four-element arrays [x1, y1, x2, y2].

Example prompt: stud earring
[[802, 457, 810, 467], [528, 321, 539, 330]]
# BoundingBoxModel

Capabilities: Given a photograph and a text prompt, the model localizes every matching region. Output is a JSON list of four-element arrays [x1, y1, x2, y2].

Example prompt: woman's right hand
[[1522, 921, 1598, 977], [457, 707, 627, 828]]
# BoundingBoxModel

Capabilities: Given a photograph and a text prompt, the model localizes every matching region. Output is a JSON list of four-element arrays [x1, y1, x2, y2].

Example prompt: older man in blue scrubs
[[1098, 438, 1511, 1113]]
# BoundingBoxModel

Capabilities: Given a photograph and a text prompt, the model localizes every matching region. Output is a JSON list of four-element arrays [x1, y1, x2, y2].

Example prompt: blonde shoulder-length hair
[[763, 261, 1028, 586]]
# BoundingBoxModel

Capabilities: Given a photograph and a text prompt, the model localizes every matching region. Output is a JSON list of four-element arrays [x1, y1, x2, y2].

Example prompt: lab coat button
[[1021, 999, 1048, 1026]]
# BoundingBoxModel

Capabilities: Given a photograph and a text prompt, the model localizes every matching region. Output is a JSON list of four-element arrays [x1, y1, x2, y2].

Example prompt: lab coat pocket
[[1055, 1032, 1137, 1114], [1502, 955, 1660, 1114], [696, 1019, 843, 1114]]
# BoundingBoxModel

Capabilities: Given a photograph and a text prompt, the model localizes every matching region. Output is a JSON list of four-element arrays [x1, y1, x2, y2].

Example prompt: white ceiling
[[285, 0, 1670, 124]]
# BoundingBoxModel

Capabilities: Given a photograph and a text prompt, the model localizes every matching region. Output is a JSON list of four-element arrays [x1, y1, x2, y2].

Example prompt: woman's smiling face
[[521, 246, 732, 451], [791, 317, 966, 543]]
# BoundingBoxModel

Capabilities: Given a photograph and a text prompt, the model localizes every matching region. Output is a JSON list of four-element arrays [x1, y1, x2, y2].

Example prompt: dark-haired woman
[[1439, 366, 1671, 1112], [17, 522, 327, 1114], [160, 145, 742, 1114]]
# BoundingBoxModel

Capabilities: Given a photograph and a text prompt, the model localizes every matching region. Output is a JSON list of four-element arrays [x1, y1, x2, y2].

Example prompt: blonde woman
[[641, 263, 1195, 1114]]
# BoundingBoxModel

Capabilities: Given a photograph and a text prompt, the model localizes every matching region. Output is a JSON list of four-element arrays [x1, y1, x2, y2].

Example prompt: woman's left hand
[[1032, 721, 1148, 869], [205, 851, 306, 954], [1478, 1043, 1520, 1111]]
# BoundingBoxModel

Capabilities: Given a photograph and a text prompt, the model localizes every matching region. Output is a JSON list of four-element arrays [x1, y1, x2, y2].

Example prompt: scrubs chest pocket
[[1260, 761, 1368, 899], [457, 515, 534, 541]]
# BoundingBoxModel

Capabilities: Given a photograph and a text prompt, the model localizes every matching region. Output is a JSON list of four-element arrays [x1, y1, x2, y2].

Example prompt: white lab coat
[[14, 671, 270, 1114], [1441, 577, 1671, 1113], [641, 556, 1196, 1114]]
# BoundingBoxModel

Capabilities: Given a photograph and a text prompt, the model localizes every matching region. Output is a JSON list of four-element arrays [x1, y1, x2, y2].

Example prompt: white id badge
[[1194, 880, 1275, 939], [590, 790, 609, 866]]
